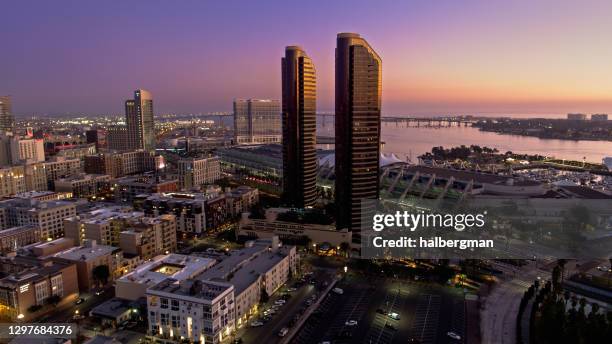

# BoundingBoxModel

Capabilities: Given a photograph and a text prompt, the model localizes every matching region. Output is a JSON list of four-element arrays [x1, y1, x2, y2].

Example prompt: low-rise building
[[43, 157, 82, 190], [177, 156, 221, 190], [54, 174, 111, 198], [116, 254, 215, 301], [114, 175, 177, 203], [0, 198, 77, 240], [64, 207, 144, 246], [237, 208, 351, 247], [141, 192, 213, 235], [0, 165, 26, 198], [0, 225, 40, 254], [53, 240, 123, 292], [119, 214, 177, 260], [146, 278, 235, 344], [0, 255, 79, 321]]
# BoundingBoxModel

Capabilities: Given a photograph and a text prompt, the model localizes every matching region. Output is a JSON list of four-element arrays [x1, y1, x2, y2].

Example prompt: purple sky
[[2, 0, 612, 116]]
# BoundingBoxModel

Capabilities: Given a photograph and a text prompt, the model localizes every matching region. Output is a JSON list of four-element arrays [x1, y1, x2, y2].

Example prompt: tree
[[92, 264, 110, 287], [260, 289, 269, 303], [46, 295, 62, 307], [339, 242, 350, 258]]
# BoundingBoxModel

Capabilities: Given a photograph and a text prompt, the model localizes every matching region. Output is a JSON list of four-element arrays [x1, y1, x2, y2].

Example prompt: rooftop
[[54, 240, 118, 261], [149, 278, 232, 302], [118, 254, 215, 287]]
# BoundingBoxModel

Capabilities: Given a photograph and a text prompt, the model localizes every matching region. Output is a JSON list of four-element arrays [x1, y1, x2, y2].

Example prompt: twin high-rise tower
[[282, 33, 381, 237], [281, 46, 318, 208]]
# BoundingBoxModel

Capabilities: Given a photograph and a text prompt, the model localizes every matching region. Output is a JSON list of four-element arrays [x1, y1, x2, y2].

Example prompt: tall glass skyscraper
[[281, 46, 317, 208], [334, 33, 382, 239], [126, 89, 155, 151], [0, 96, 14, 133]]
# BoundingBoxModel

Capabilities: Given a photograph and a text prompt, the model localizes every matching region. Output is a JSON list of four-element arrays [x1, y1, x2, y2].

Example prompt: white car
[[345, 320, 358, 326], [332, 288, 344, 295], [447, 331, 461, 340], [274, 300, 286, 305], [388, 312, 400, 320], [278, 327, 289, 337], [250, 321, 264, 327]]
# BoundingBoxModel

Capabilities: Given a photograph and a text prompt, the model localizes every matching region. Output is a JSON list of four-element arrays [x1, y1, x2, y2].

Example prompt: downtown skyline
[[3, 0, 612, 115]]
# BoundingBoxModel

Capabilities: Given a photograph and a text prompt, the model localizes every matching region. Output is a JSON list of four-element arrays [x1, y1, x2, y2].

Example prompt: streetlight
[[344, 266, 348, 273], [17, 313, 24, 320]]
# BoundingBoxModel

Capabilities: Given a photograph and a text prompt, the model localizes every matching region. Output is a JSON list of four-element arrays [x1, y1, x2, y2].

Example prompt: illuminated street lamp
[[17, 313, 24, 320], [344, 266, 348, 273]]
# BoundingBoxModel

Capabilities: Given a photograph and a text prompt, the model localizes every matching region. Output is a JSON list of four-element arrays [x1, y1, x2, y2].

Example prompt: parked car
[[345, 320, 358, 326], [250, 321, 264, 327], [332, 288, 344, 295], [75, 298, 85, 305], [388, 312, 400, 320]]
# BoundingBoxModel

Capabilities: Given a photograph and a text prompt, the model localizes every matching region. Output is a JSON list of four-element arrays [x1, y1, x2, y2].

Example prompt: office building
[[0, 198, 77, 240], [126, 89, 155, 151], [0, 255, 78, 321], [335, 33, 382, 237], [23, 162, 47, 192], [281, 46, 317, 207], [0, 96, 14, 133], [177, 156, 221, 190], [233, 99, 281, 144]]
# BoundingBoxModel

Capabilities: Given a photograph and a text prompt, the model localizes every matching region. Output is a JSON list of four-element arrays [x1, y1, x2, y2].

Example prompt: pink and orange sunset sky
[[2, 0, 612, 116]]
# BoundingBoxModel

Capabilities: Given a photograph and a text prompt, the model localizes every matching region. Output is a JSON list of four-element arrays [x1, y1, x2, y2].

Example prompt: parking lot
[[291, 276, 466, 344]]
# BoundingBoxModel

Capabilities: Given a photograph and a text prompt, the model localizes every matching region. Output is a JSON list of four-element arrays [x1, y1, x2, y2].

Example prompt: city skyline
[[3, 1, 612, 115]]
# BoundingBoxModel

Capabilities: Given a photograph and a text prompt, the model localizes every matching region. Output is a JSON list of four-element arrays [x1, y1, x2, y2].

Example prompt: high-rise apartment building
[[126, 89, 155, 151], [334, 33, 382, 238], [281, 46, 318, 208], [0, 96, 14, 133], [233, 99, 281, 144]]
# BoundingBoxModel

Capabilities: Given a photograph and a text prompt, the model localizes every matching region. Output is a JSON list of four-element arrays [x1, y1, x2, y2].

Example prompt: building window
[[50, 275, 63, 297], [35, 280, 49, 305], [160, 298, 168, 309], [171, 299, 179, 311]]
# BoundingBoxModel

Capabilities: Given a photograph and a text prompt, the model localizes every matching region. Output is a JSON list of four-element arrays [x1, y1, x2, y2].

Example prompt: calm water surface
[[316, 116, 611, 163]]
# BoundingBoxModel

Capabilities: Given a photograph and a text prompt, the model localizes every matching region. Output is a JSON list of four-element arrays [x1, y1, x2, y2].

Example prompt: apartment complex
[[233, 99, 281, 144], [0, 198, 76, 240], [116, 254, 215, 301], [84, 150, 162, 178], [54, 173, 111, 198], [145, 238, 297, 343], [114, 174, 178, 202], [106, 125, 130, 151], [43, 157, 82, 189], [0, 134, 45, 165], [0, 225, 41, 254], [119, 214, 177, 260], [0, 166, 26, 197], [64, 207, 144, 246], [177, 157, 221, 190]]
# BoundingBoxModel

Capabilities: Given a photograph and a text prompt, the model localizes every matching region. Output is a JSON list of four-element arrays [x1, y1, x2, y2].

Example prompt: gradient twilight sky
[[2, 0, 612, 116]]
